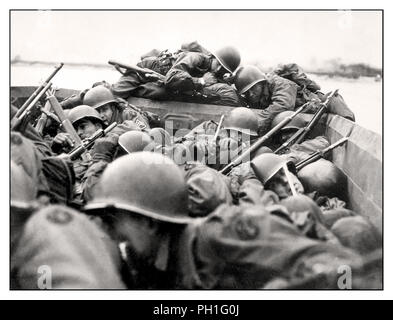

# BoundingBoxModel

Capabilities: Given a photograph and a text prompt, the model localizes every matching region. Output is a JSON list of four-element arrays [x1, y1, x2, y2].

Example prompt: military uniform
[[11, 205, 126, 289], [251, 74, 299, 135], [184, 163, 233, 217], [175, 204, 363, 289], [165, 51, 240, 106], [283, 136, 330, 164], [109, 98, 151, 132], [227, 162, 280, 206]]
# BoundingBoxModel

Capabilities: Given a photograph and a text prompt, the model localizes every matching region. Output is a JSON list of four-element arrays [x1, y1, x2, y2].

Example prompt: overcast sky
[[11, 10, 382, 69]]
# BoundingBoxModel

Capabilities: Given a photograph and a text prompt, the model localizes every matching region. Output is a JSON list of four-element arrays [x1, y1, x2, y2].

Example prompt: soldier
[[84, 152, 197, 288], [184, 163, 233, 217], [251, 153, 304, 200], [270, 110, 331, 163], [11, 160, 123, 289], [83, 85, 152, 131], [279, 195, 340, 243], [165, 46, 241, 106], [111, 49, 177, 101], [175, 107, 261, 170], [182, 204, 363, 289], [12, 204, 126, 289], [81, 130, 155, 203], [51, 105, 105, 154], [297, 158, 347, 199], [51, 105, 105, 202], [234, 65, 299, 135], [10, 160, 39, 256]]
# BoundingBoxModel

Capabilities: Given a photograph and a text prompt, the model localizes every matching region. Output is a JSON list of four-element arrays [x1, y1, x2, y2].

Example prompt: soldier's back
[[11, 205, 126, 289]]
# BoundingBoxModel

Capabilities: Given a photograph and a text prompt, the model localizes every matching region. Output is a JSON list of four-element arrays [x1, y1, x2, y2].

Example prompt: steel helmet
[[251, 153, 296, 185], [234, 65, 267, 94], [68, 105, 104, 126], [223, 107, 259, 136], [11, 161, 36, 210], [297, 159, 346, 198], [118, 131, 153, 154], [272, 111, 307, 132], [280, 194, 325, 224], [212, 46, 241, 74], [84, 152, 192, 224], [185, 165, 233, 217], [330, 216, 381, 255], [251, 146, 273, 160], [83, 85, 117, 110]]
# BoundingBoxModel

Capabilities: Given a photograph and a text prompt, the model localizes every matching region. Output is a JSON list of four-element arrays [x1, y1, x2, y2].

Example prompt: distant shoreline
[[11, 60, 383, 80]]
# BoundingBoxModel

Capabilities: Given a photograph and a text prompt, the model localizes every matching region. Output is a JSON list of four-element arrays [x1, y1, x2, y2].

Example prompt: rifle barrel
[[11, 81, 53, 131], [15, 63, 63, 118], [295, 137, 348, 171]]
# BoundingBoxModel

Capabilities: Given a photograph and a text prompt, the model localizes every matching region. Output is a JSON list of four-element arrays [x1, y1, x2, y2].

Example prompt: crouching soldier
[[165, 45, 241, 106], [51, 105, 105, 202], [10, 159, 125, 289], [83, 152, 199, 289], [81, 131, 154, 202], [182, 203, 364, 289], [270, 110, 331, 162], [234, 65, 299, 135], [251, 153, 304, 200]]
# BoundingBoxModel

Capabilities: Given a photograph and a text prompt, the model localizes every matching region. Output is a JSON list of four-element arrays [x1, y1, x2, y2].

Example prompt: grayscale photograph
[[10, 10, 383, 290]]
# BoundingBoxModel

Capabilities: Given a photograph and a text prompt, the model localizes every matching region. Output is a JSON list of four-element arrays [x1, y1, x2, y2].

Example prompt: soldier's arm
[[257, 76, 298, 135], [284, 136, 330, 164], [165, 52, 210, 93], [81, 137, 118, 202], [81, 161, 109, 203], [201, 83, 241, 106]]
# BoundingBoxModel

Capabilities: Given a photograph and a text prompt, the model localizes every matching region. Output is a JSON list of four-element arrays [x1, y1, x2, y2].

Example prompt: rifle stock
[[47, 94, 91, 161], [274, 127, 306, 154], [219, 103, 307, 175], [35, 100, 52, 135]]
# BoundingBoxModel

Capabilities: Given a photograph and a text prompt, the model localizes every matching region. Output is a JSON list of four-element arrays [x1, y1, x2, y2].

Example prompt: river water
[[11, 64, 383, 135]]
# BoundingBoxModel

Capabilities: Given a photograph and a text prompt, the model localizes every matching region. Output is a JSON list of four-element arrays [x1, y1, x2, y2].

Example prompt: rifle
[[213, 115, 225, 142], [219, 103, 308, 175], [108, 60, 165, 82], [46, 93, 90, 161], [13, 63, 63, 120], [274, 89, 338, 155], [34, 100, 52, 135], [68, 122, 118, 161], [295, 137, 349, 171], [11, 81, 53, 131], [35, 87, 61, 135]]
